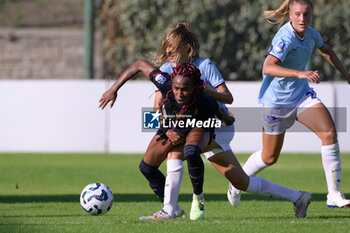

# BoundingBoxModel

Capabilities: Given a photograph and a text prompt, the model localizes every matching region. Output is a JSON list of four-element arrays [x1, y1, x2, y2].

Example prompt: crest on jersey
[[155, 74, 166, 84], [274, 41, 285, 53]]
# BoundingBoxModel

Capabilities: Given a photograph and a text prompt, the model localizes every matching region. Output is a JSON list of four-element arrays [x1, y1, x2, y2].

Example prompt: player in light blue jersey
[[228, 0, 350, 209]]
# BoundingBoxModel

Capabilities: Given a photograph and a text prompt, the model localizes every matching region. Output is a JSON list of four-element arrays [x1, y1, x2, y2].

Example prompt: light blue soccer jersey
[[160, 57, 228, 111], [258, 22, 324, 107]]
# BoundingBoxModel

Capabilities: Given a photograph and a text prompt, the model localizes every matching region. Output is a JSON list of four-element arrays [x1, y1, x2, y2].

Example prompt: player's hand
[[166, 131, 185, 145], [99, 89, 117, 110], [298, 70, 321, 84]]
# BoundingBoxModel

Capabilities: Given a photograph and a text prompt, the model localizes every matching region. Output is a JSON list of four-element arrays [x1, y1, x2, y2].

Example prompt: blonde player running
[[228, 0, 350, 208]]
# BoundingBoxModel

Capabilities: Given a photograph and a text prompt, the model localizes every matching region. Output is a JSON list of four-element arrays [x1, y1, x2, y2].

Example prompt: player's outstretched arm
[[99, 60, 156, 110], [318, 44, 350, 84]]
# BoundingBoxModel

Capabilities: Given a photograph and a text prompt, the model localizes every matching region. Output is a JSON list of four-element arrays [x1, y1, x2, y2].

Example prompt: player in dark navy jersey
[[99, 60, 234, 219], [148, 68, 221, 138]]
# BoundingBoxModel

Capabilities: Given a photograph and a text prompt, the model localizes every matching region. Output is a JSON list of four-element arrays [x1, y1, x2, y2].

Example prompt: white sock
[[242, 150, 268, 176], [163, 159, 183, 216], [321, 143, 341, 194], [246, 176, 301, 203], [193, 193, 203, 199]]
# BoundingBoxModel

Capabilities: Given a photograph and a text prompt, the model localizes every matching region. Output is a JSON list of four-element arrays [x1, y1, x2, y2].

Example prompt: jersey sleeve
[[196, 91, 219, 120], [268, 34, 293, 63], [313, 29, 324, 48], [200, 59, 225, 88], [149, 69, 172, 93], [159, 62, 174, 74]]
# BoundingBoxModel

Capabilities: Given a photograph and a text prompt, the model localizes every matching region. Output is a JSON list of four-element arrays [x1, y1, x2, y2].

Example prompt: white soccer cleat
[[293, 191, 311, 218], [139, 209, 174, 220], [227, 183, 241, 207], [327, 191, 350, 208], [190, 196, 204, 220]]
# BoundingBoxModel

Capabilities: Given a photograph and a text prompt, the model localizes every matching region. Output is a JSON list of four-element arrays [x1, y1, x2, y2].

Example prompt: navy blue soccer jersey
[[149, 69, 219, 137]]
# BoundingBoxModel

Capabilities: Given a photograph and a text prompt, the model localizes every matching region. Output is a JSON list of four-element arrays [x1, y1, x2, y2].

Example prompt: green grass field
[[0, 153, 350, 233]]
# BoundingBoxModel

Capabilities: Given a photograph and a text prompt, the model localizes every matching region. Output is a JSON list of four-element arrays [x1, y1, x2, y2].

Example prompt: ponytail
[[152, 22, 199, 65]]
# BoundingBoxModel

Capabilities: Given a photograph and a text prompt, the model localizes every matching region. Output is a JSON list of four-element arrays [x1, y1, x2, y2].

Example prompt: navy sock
[[184, 145, 204, 195], [139, 159, 165, 202]]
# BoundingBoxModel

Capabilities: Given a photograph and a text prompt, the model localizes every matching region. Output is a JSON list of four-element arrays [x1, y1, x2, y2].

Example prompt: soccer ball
[[80, 183, 114, 215]]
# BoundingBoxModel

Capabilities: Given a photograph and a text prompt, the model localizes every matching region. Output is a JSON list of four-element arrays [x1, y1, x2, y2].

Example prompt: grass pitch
[[0, 153, 350, 233]]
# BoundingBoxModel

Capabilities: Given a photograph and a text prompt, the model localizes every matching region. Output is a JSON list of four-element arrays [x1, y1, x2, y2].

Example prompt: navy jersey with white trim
[[149, 69, 218, 137]]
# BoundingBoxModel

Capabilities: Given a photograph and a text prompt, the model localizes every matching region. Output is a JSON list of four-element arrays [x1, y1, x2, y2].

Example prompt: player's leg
[[185, 128, 210, 220], [140, 145, 186, 220], [162, 145, 186, 218], [139, 132, 174, 202], [244, 132, 285, 175], [297, 103, 350, 208], [242, 106, 287, 177], [228, 132, 285, 206], [208, 149, 249, 191], [209, 148, 310, 218]]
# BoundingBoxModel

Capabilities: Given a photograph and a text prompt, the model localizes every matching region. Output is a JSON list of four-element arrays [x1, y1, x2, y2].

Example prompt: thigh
[[143, 134, 174, 166], [185, 128, 210, 151], [204, 124, 234, 159], [297, 103, 336, 136]]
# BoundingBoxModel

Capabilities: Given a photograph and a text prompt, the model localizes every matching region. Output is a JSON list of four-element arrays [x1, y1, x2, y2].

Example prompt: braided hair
[[160, 63, 204, 108], [162, 63, 204, 143], [171, 63, 203, 89]]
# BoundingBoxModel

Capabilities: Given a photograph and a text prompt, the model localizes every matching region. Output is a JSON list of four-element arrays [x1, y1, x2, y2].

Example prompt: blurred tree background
[[0, 0, 349, 81], [98, 0, 350, 81]]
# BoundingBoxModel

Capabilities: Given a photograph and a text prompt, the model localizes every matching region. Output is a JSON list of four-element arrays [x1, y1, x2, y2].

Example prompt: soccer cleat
[[327, 191, 350, 208], [227, 183, 241, 207], [139, 209, 174, 220], [190, 196, 204, 220], [293, 191, 311, 218]]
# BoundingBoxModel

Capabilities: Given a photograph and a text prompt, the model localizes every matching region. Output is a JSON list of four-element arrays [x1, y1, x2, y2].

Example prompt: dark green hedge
[[98, 0, 350, 81]]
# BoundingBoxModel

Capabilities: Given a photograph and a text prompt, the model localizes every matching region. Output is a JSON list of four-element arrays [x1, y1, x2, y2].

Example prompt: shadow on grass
[[0, 193, 333, 203]]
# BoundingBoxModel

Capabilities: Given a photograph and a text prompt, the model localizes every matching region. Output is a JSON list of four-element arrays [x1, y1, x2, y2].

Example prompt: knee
[[320, 130, 337, 145], [262, 153, 278, 166], [139, 159, 156, 175]]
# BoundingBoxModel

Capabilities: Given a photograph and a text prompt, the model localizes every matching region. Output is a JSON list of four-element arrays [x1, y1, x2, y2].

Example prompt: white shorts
[[262, 89, 322, 135], [204, 124, 235, 159]]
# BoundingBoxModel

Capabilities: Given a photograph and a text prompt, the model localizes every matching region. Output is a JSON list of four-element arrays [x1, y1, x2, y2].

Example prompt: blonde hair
[[152, 22, 199, 65], [264, 0, 313, 28]]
